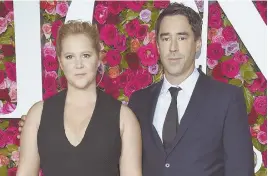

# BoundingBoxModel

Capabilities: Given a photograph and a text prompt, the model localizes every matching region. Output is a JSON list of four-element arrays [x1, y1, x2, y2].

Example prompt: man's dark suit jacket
[[128, 70, 254, 176]]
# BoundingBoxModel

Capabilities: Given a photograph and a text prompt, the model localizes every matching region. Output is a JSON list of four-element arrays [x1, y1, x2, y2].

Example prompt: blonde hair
[[56, 20, 100, 56]]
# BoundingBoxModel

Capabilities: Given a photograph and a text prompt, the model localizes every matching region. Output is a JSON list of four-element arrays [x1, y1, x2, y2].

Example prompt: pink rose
[[222, 26, 237, 42], [0, 17, 7, 35], [0, 154, 9, 167], [137, 43, 159, 66], [233, 51, 248, 64], [100, 24, 118, 46], [45, 70, 58, 79], [1, 102, 16, 114], [143, 30, 156, 45], [51, 20, 63, 40], [124, 80, 142, 97], [125, 19, 140, 37], [260, 120, 267, 133], [94, 4, 109, 24], [136, 25, 148, 41], [5, 126, 19, 145], [5, 11, 13, 22], [262, 151, 267, 168], [113, 34, 127, 52], [8, 81, 17, 102], [4, 1, 13, 11], [153, 1, 170, 9], [43, 74, 57, 93], [117, 69, 135, 89], [45, 1, 56, 14], [208, 3, 222, 29], [253, 96, 267, 116], [43, 90, 57, 100], [108, 1, 124, 15], [43, 42, 56, 58], [211, 35, 228, 48], [136, 68, 152, 88], [247, 72, 267, 93], [42, 23, 52, 39], [126, 1, 145, 12], [221, 59, 239, 78], [44, 55, 59, 72], [257, 131, 267, 145], [105, 49, 121, 67], [207, 43, 224, 60], [56, 2, 68, 17], [148, 64, 159, 75], [0, 79, 9, 89], [0, 130, 7, 148], [208, 17, 222, 29], [207, 58, 218, 69], [0, 70, 5, 84], [11, 151, 19, 163], [8, 167, 17, 176], [224, 41, 240, 56], [4, 62, 16, 81]]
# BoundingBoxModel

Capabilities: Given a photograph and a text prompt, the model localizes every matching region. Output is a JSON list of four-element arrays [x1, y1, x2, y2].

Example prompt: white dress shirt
[[153, 68, 200, 142]]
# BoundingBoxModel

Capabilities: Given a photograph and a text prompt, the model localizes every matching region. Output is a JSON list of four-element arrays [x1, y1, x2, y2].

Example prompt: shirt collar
[[161, 68, 200, 95]]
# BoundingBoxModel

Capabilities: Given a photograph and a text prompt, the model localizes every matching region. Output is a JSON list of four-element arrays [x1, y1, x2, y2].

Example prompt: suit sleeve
[[223, 87, 255, 176]]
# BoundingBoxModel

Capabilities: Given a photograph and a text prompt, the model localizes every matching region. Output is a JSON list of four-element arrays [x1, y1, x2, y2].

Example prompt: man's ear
[[195, 37, 202, 52]]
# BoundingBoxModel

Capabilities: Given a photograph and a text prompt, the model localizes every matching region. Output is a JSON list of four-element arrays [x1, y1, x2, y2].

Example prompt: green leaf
[[240, 62, 257, 81], [252, 138, 267, 152], [120, 58, 128, 69], [117, 24, 126, 36], [0, 148, 10, 156], [0, 62, 5, 70], [220, 56, 232, 62], [223, 17, 232, 27], [240, 42, 248, 54], [117, 93, 128, 102], [240, 62, 254, 72], [125, 10, 139, 21], [6, 144, 18, 152], [104, 45, 111, 51], [3, 57, 14, 62], [0, 166, 7, 176], [153, 71, 163, 83], [1, 26, 14, 39], [0, 37, 12, 45], [255, 166, 267, 176], [0, 121, 9, 130], [256, 115, 265, 125], [228, 79, 242, 87], [149, 11, 159, 31], [242, 86, 254, 114]]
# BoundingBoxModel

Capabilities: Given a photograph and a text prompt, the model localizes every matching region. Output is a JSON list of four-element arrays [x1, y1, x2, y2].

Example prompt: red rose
[[2, 45, 15, 57], [8, 168, 17, 176], [137, 43, 159, 66], [233, 51, 248, 64], [5, 127, 19, 145], [248, 107, 258, 125], [0, 129, 8, 148], [108, 1, 124, 15], [105, 49, 121, 67], [125, 52, 140, 70], [253, 96, 267, 116], [43, 55, 59, 72], [222, 26, 237, 42], [221, 59, 239, 78], [247, 72, 267, 93], [207, 43, 224, 60], [208, 3, 222, 29], [51, 20, 63, 40], [103, 76, 119, 98], [4, 1, 13, 11], [208, 17, 223, 29], [125, 19, 140, 37], [45, 1, 56, 14], [43, 90, 57, 100], [40, 1, 48, 10], [153, 1, 170, 9], [59, 76, 67, 89], [0, 3, 8, 17], [113, 34, 127, 52], [0, 70, 4, 84], [43, 75, 57, 93], [0, 88, 10, 101], [100, 24, 118, 46], [136, 68, 152, 88], [126, 1, 145, 12], [94, 4, 109, 24], [262, 151, 267, 168], [212, 63, 228, 83], [260, 120, 267, 133], [106, 14, 120, 25], [124, 79, 142, 97], [117, 69, 134, 89], [4, 62, 16, 81], [136, 25, 148, 41]]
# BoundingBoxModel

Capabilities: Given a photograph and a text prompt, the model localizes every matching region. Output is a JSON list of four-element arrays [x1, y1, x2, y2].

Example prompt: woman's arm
[[119, 105, 142, 176], [16, 101, 43, 176]]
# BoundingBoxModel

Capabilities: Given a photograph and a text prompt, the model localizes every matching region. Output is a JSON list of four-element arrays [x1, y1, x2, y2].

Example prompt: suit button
[[165, 163, 170, 168]]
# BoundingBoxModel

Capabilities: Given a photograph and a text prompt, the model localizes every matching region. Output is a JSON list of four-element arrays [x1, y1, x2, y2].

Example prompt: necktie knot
[[168, 87, 181, 99]]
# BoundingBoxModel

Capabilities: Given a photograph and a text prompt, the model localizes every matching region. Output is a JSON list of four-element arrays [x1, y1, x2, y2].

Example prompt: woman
[[16, 20, 142, 176]]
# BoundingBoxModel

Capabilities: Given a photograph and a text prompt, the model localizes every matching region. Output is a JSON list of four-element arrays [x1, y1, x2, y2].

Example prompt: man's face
[[157, 15, 201, 78]]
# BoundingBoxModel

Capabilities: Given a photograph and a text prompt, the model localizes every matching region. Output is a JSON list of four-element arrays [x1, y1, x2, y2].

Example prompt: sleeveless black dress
[[37, 88, 122, 176]]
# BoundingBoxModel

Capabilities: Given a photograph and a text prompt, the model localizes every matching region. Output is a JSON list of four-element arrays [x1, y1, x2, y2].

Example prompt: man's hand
[[17, 115, 26, 139]]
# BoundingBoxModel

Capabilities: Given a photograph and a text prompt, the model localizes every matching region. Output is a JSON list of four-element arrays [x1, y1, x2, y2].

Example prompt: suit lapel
[[147, 80, 166, 154], [166, 71, 210, 155]]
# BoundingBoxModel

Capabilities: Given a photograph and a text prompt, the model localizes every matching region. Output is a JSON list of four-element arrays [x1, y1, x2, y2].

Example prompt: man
[[18, 2, 254, 176]]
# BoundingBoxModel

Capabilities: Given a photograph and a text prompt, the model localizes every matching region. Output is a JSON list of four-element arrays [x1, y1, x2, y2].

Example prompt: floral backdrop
[[0, 0, 266, 175]]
